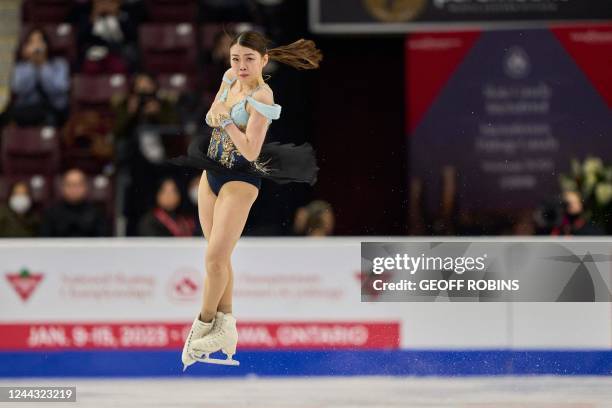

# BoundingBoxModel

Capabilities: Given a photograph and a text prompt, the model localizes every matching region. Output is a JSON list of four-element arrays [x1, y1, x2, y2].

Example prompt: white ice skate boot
[[181, 315, 214, 371], [191, 312, 239, 366]]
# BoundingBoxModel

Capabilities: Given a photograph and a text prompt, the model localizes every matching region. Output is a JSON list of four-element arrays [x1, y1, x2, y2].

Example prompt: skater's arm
[[205, 69, 234, 127], [222, 87, 274, 162]]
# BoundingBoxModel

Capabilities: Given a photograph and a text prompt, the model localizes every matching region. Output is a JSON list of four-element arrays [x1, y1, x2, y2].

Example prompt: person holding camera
[[113, 72, 179, 236]]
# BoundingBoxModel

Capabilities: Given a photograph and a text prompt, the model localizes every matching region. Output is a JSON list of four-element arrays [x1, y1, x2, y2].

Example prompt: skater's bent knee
[[205, 259, 229, 279]]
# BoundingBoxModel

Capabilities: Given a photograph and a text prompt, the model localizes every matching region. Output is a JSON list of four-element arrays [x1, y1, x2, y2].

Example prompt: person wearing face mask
[[77, 0, 138, 74], [138, 178, 195, 237], [0, 181, 41, 237]]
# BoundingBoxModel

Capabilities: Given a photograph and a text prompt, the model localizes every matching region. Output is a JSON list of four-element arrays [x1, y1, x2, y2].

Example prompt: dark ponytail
[[231, 31, 322, 70]]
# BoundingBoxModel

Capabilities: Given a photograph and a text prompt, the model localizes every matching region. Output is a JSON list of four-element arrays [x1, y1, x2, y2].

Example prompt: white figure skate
[[181, 315, 214, 371], [190, 312, 239, 366]]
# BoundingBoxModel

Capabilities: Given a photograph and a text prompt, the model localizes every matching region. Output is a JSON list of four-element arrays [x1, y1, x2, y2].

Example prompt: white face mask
[[189, 188, 198, 205], [9, 194, 32, 215]]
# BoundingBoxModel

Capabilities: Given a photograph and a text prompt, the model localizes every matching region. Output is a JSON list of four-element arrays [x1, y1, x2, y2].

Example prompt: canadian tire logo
[[6, 267, 44, 302]]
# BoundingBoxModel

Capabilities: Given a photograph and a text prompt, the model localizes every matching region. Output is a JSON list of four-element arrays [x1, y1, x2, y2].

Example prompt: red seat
[[144, 0, 198, 22], [199, 23, 231, 51], [20, 23, 77, 66], [22, 0, 72, 23], [0, 174, 52, 206], [71, 74, 128, 112], [140, 24, 197, 73], [157, 73, 195, 95], [1, 126, 60, 176]]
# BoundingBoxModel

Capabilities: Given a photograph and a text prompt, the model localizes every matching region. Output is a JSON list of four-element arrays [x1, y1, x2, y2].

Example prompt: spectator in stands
[[138, 178, 195, 237], [7, 27, 69, 127], [77, 0, 138, 74], [0, 181, 41, 237], [551, 190, 604, 236], [202, 29, 234, 94], [293, 200, 335, 237], [114, 72, 178, 141], [40, 168, 108, 237], [113, 72, 179, 235]]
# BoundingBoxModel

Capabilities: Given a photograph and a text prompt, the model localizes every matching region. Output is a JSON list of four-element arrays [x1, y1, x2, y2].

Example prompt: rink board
[[2, 350, 611, 377], [0, 238, 611, 377]]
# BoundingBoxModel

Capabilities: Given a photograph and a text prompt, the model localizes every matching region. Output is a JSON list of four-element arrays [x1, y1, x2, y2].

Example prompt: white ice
[[1, 376, 612, 407]]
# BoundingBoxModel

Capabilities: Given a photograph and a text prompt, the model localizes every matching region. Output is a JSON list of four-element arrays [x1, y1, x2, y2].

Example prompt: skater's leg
[[200, 181, 258, 322], [181, 171, 218, 370], [217, 262, 233, 314], [198, 170, 215, 241], [197, 171, 218, 322]]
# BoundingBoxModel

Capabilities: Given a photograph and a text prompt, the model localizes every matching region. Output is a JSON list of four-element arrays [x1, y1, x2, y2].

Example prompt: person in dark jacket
[[0, 181, 41, 237], [41, 168, 108, 237], [138, 178, 194, 237]]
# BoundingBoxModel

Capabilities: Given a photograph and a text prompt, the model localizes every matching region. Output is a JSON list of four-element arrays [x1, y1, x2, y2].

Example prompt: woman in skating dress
[[170, 30, 322, 368]]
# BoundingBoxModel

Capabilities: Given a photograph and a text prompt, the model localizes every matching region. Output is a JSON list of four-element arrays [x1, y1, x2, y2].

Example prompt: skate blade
[[193, 355, 240, 366]]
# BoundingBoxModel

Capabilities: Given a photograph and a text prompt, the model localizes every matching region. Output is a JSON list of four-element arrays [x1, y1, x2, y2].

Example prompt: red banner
[[0, 322, 400, 351]]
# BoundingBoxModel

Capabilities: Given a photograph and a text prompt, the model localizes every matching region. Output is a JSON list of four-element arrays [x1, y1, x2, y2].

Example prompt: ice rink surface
[[1, 376, 611, 408]]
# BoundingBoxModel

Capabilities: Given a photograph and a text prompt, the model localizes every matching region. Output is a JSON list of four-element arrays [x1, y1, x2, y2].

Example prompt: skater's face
[[230, 44, 268, 82]]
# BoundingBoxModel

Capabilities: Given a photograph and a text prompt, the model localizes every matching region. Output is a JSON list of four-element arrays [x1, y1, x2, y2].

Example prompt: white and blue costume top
[[206, 74, 281, 170]]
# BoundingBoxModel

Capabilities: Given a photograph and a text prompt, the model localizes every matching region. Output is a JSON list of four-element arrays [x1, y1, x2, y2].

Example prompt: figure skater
[[170, 31, 322, 369]]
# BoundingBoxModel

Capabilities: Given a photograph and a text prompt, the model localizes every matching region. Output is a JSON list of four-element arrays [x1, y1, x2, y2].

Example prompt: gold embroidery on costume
[[207, 128, 249, 169], [252, 157, 272, 174], [206, 86, 277, 174]]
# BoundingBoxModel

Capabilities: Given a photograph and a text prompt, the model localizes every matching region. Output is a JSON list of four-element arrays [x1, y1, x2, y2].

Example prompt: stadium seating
[[22, 0, 72, 23], [1, 126, 61, 176], [144, 0, 198, 22], [139, 23, 198, 73], [71, 74, 128, 113]]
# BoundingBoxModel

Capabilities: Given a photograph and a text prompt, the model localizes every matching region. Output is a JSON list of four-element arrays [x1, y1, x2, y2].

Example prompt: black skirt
[[167, 132, 319, 186]]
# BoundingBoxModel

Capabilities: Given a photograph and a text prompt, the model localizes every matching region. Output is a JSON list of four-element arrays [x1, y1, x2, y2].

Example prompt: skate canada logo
[[364, 0, 427, 22], [167, 267, 201, 302], [6, 267, 44, 302], [504, 46, 530, 79]]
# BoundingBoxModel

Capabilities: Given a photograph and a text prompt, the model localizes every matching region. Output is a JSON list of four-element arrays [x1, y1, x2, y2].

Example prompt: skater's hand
[[210, 99, 230, 117], [205, 111, 220, 128]]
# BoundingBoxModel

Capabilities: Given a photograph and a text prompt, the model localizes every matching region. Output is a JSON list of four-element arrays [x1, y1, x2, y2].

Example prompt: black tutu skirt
[[167, 132, 319, 186]]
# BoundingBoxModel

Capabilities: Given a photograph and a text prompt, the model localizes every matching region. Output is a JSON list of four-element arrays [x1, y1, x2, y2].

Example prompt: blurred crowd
[[409, 163, 608, 237], [0, 0, 333, 238]]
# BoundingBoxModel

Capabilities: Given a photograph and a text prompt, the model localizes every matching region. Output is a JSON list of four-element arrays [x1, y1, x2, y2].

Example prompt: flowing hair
[[230, 30, 322, 70]]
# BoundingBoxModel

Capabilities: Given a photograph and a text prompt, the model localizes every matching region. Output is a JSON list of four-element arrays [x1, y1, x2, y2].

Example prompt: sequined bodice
[[207, 76, 281, 170]]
